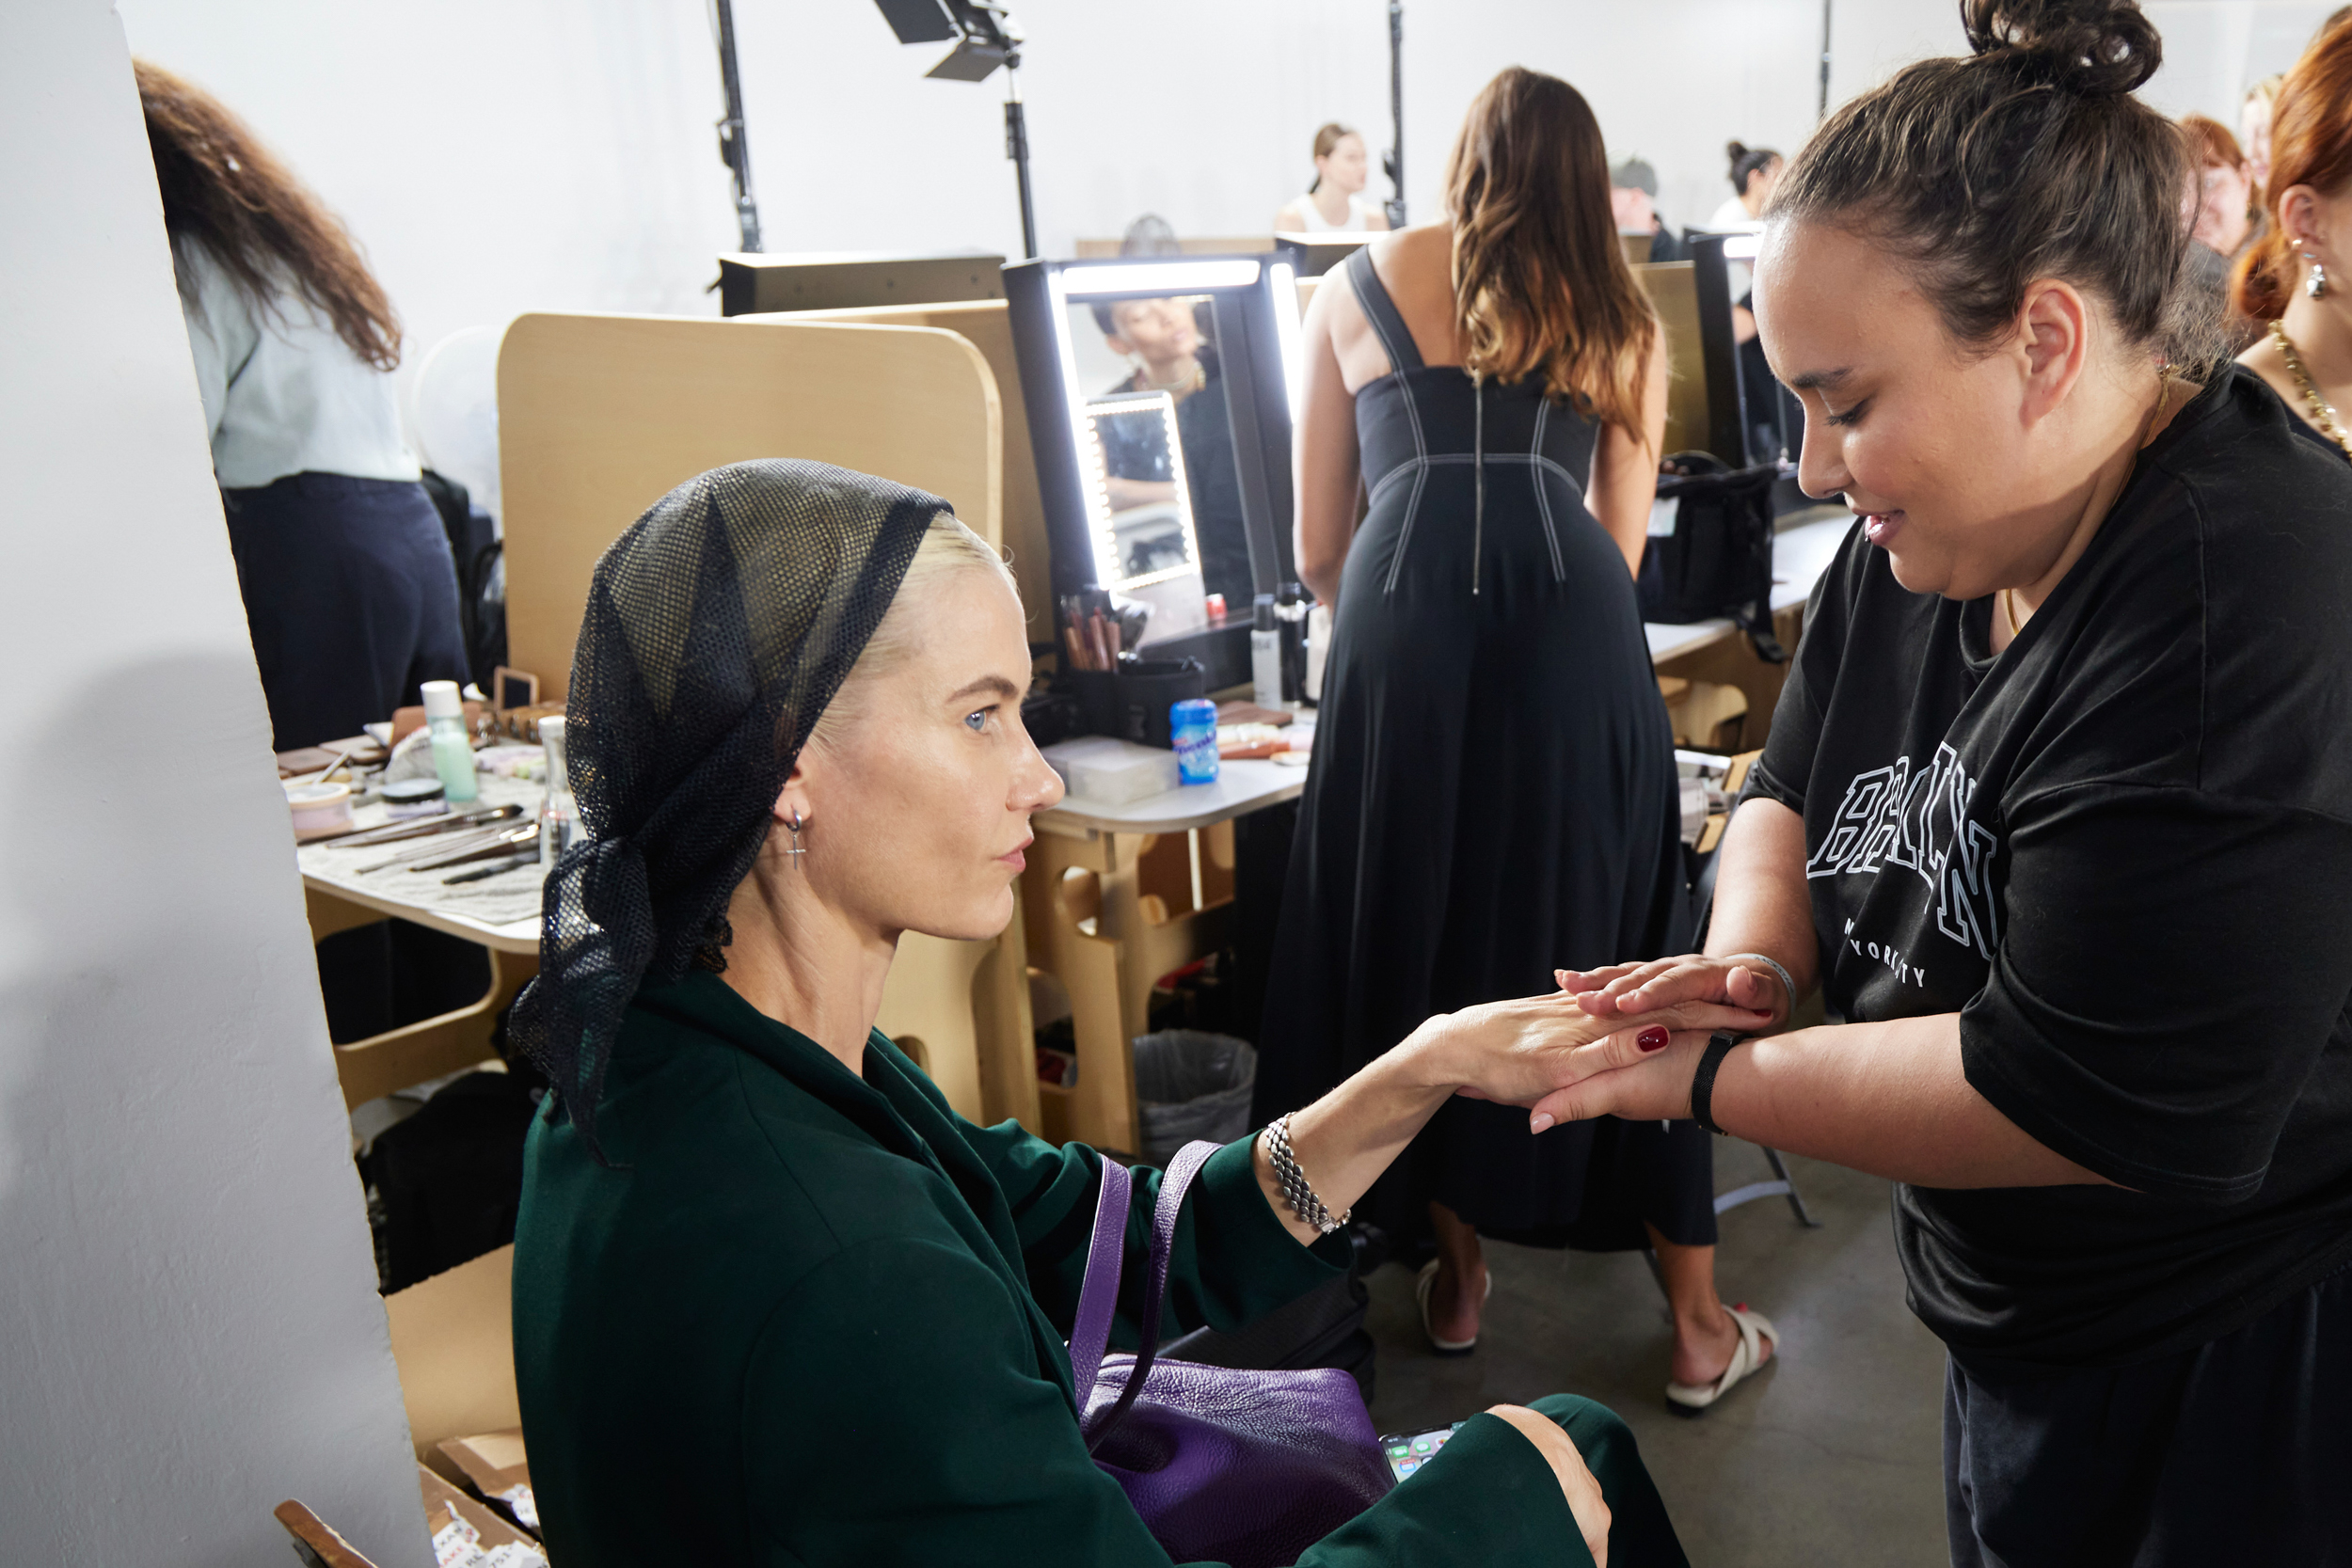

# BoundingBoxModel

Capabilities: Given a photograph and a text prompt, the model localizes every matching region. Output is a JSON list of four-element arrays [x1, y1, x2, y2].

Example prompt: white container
[[1044, 737, 1183, 806], [285, 780, 354, 841]]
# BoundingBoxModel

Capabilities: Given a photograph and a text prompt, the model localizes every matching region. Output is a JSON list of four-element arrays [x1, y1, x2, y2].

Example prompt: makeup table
[[300, 774, 1032, 1130], [298, 779, 545, 1111], [1025, 756, 1307, 1150]]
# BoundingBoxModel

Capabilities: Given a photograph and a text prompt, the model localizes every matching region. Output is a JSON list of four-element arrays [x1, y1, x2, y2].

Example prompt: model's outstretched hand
[[1558, 952, 1791, 1029], [1423, 989, 1770, 1117]]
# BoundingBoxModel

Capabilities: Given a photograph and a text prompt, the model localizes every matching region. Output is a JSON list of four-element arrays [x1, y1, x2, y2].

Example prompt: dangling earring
[[2308, 255, 2330, 300], [784, 809, 808, 860]]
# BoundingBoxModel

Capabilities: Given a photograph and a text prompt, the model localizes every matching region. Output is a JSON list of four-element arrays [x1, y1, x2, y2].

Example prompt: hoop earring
[[784, 809, 807, 860], [2309, 256, 2330, 301]]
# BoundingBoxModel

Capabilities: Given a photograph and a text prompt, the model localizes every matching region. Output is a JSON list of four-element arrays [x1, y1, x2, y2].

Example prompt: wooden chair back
[[1634, 261, 1708, 459], [499, 312, 1001, 704]]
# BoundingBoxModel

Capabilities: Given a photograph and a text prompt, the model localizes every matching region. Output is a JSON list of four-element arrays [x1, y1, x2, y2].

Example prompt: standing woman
[[1276, 123, 1393, 234], [139, 62, 467, 750], [1549, 1, 2352, 1560], [1261, 68, 1776, 1412], [2234, 17, 2352, 462]]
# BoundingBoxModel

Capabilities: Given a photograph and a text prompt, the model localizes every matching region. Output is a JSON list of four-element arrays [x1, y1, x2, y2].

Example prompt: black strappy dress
[[1256, 247, 1715, 1249]]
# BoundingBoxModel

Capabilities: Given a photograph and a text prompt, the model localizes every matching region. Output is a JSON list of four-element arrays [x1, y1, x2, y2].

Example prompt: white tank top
[[1291, 192, 1370, 232]]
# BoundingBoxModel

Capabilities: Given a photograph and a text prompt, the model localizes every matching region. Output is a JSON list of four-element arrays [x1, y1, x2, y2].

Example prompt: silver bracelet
[[1263, 1114, 1350, 1235], [1722, 952, 1798, 1019]]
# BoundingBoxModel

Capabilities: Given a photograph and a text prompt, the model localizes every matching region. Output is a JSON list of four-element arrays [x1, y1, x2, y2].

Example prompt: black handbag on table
[[1637, 452, 1788, 662]]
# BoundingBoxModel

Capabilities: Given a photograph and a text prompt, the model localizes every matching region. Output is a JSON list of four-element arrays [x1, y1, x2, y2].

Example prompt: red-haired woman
[[138, 62, 467, 749], [1263, 67, 1775, 1412], [2235, 17, 2352, 461]]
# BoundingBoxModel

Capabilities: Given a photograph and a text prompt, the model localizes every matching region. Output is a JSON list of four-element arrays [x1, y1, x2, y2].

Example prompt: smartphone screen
[[1379, 1421, 1466, 1481]]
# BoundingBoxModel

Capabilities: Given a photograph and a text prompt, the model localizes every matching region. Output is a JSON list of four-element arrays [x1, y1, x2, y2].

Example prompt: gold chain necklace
[[2270, 319, 2352, 461]]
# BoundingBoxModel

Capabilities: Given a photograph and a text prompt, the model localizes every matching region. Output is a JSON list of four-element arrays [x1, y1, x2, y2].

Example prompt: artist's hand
[[1486, 1405, 1611, 1568], [1558, 953, 1791, 1032], [1409, 990, 1767, 1114], [1518, 1023, 1718, 1132]]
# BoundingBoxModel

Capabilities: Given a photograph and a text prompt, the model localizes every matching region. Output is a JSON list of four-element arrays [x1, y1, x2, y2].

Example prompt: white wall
[[106, 0, 2325, 489], [113, 0, 1854, 461], [0, 5, 426, 1566]]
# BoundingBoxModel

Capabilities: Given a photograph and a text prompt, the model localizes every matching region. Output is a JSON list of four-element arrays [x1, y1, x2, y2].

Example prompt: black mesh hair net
[[508, 459, 946, 1152]]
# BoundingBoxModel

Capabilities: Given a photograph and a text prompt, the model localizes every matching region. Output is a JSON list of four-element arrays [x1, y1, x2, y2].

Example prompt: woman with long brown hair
[[1259, 67, 1774, 1410], [139, 61, 467, 750], [2234, 16, 2352, 461]]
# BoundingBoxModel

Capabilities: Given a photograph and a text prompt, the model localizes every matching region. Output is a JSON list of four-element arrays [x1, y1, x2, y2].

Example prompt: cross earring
[[785, 809, 807, 859], [2309, 255, 2330, 300]]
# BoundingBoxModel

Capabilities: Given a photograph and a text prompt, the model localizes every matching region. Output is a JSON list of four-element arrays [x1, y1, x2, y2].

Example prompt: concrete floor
[[1362, 1147, 1950, 1567]]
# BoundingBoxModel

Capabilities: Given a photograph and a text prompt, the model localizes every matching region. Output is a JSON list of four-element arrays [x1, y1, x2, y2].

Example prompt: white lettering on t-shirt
[[1808, 743, 2000, 961]]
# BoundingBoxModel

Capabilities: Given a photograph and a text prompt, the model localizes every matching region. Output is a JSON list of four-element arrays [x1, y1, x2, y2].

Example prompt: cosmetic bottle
[[421, 680, 480, 805], [537, 715, 579, 867], [1251, 594, 1282, 709]]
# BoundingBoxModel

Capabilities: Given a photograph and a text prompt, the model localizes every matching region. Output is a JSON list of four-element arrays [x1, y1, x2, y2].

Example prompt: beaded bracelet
[[1263, 1114, 1350, 1235]]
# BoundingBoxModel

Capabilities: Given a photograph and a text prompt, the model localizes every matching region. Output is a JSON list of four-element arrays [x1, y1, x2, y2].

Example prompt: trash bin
[[1132, 1031, 1258, 1167]]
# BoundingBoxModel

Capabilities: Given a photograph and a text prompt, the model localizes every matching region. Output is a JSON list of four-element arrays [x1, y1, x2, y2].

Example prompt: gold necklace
[[2269, 319, 2352, 461], [1998, 587, 2021, 641]]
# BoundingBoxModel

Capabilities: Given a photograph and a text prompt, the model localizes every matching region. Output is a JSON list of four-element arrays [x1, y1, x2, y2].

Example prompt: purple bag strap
[[1080, 1140, 1220, 1450], [1066, 1153, 1132, 1393]]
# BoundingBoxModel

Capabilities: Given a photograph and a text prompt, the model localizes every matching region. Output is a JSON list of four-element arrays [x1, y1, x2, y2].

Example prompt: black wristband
[[1689, 1031, 1744, 1136]]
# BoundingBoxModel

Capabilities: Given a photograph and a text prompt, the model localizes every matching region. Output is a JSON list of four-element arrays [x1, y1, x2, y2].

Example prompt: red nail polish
[[1637, 1026, 1671, 1052]]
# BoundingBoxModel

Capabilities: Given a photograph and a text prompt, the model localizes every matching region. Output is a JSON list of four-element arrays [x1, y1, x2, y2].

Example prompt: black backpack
[[1637, 452, 1787, 663], [420, 469, 507, 689]]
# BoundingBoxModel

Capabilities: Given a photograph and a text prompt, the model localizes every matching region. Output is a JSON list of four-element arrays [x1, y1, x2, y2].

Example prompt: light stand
[[713, 0, 762, 251], [873, 0, 1039, 258], [1818, 0, 1833, 120], [1382, 1, 1406, 228]]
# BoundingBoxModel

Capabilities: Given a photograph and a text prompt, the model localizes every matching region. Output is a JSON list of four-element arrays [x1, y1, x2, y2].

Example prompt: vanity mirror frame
[[1006, 252, 1305, 689]]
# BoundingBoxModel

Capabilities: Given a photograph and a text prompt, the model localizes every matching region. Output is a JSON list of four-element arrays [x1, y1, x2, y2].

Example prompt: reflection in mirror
[[1072, 294, 1254, 641]]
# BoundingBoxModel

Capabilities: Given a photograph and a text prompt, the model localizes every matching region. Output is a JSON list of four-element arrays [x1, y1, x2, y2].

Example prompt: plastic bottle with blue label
[[1170, 698, 1219, 785]]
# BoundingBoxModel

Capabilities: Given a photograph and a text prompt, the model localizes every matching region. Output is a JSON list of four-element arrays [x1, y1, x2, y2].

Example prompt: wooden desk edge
[[301, 872, 540, 955]]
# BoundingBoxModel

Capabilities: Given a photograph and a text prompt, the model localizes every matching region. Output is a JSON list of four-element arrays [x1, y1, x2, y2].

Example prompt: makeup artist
[[139, 62, 467, 752], [1538, 4, 2352, 1561], [508, 460, 1707, 1568]]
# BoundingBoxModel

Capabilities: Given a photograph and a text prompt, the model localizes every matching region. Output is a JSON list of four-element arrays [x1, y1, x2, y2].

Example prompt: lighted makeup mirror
[[1007, 253, 1304, 688]]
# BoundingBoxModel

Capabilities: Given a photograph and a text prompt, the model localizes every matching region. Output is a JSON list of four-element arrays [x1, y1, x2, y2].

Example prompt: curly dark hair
[[136, 60, 402, 371]]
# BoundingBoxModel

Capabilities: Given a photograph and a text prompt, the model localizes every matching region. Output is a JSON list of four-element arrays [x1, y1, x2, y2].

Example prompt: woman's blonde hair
[[1440, 68, 1658, 437], [809, 513, 1016, 746]]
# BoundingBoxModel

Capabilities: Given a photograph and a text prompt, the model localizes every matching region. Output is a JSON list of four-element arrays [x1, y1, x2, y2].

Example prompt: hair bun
[[1963, 0, 2161, 96], [1725, 139, 1750, 162]]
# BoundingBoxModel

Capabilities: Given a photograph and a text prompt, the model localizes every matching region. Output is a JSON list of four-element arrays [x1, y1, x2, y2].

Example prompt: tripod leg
[[1763, 1147, 1822, 1228]]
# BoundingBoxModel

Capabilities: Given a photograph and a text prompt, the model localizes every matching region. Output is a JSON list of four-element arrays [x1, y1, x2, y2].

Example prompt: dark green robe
[[514, 972, 1667, 1565]]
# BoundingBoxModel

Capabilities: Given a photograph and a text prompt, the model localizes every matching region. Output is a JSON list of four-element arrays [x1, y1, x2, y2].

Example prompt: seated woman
[[508, 459, 1719, 1566]]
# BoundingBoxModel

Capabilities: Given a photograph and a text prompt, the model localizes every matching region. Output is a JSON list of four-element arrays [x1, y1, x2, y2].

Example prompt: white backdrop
[[113, 0, 2336, 466], [2, 3, 427, 1564]]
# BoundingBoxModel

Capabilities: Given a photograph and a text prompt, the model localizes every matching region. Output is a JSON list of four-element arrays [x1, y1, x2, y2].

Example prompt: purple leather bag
[[1068, 1141, 1394, 1568]]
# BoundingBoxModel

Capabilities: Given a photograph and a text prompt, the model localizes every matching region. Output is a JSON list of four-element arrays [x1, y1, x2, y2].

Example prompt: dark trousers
[[220, 471, 469, 750], [1944, 1261, 2352, 1566]]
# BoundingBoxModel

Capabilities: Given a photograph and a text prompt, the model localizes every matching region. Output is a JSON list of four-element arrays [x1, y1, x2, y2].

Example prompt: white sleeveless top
[[1290, 192, 1373, 232]]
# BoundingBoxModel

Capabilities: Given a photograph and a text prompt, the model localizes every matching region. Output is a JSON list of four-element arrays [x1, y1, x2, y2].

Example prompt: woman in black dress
[[1259, 67, 1775, 1409]]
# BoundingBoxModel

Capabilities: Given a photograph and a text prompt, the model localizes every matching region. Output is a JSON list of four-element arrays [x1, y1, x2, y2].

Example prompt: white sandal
[[1415, 1259, 1493, 1356], [1665, 1303, 1777, 1415]]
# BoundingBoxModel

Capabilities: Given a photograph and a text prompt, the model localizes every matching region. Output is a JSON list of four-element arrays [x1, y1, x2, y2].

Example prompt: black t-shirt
[[1747, 366, 2352, 1367]]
